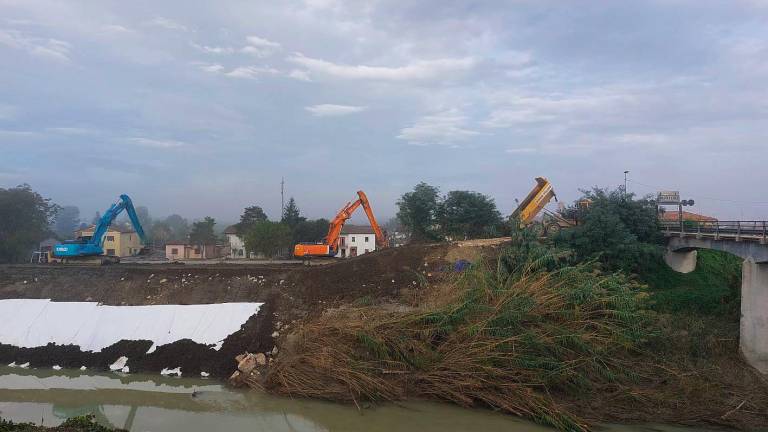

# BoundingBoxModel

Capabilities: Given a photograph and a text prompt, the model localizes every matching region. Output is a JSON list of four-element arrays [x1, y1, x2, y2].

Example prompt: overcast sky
[[1, 0, 767, 223]]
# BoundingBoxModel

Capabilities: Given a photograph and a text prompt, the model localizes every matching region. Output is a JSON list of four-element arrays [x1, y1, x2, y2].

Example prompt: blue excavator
[[52, 194, 148, 264]]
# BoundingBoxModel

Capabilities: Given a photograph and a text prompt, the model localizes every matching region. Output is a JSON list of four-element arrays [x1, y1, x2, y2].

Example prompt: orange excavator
[[294, 190, 388, 258]]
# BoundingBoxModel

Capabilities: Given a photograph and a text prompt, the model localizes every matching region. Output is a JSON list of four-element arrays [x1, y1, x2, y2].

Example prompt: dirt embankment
[[0, 244, 456, 378]]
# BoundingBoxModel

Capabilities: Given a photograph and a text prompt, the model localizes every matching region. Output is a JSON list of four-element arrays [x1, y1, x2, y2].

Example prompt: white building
[[336, 225, 377, 258], [224, 225, 247, 259]]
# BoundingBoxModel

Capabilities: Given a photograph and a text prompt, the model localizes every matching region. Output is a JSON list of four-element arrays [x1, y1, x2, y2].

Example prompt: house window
[[351, 236, 356, 242], [106, 236, 115, 242], [340, 237, 345, 246], [171, 248, 179, 255], [341, 249, 346, 258], [106, 249, 115, 255], [365, 236, 369, 242]]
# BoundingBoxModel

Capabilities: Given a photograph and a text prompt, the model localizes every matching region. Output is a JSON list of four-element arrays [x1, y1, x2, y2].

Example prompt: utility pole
[[623, 170, 629, 196], [281, 177, 285, 215]]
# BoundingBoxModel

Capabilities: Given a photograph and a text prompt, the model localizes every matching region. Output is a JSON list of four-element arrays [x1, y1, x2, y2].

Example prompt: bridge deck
[[661, 220, 767, 244]]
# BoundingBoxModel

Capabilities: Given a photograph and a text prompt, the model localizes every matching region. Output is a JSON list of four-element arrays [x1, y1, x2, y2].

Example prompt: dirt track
[[0, 244, 454, 378]]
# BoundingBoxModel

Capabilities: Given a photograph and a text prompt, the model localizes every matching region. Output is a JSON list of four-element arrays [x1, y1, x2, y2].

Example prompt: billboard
[[657, 191, 680, 205]]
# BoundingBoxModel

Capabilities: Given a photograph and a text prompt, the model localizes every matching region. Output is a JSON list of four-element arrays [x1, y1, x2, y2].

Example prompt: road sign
[[657, 191, 680, 205]]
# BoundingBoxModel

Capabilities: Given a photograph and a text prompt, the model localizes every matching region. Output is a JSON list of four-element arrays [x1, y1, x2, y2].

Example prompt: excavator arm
[[356, 191, 388, 248], [293, 190, 388, 258]]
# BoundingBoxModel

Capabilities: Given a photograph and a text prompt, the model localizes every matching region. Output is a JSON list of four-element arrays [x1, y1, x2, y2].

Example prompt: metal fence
[[660, 220, 768, 241]]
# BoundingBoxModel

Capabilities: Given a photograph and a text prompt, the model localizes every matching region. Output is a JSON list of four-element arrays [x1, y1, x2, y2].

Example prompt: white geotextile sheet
[[0, 299, 262, 353]]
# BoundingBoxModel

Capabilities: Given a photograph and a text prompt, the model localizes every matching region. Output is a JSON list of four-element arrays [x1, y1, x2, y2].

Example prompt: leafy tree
[[557, 187, 663, 272], [292, 218, 330, 245], [397, 182, 441, 242], [163, 214, 189, 241], [238, 205, 268, 232], [244, 221, 293, 258], [438, 190, 502, 239], [281, 197, 305, 228], [53, 205, 80, 239], [0, 184, 59, 263], [189, 216, 216, 245]]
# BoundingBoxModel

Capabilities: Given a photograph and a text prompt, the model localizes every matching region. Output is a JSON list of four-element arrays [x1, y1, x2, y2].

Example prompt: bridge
[[663, 220, 768, 374]]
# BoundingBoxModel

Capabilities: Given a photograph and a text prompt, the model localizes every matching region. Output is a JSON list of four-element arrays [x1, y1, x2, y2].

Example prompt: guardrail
[[661, 220, 768, 242]]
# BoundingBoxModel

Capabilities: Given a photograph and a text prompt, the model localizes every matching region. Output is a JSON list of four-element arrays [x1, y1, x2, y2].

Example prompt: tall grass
[[266, 244, 651, 431]]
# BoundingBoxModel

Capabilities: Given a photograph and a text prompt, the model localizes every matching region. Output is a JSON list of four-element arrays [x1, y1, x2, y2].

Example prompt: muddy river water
[[0, 367, 709, 432]]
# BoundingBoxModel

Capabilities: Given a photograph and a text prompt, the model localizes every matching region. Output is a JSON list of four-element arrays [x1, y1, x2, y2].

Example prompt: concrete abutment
[[665, 237, 768, 375], [741, 259, 768, 374]]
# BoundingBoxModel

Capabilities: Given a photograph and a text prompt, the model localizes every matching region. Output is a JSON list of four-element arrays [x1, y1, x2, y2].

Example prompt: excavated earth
[[0, 244, 454, 378]]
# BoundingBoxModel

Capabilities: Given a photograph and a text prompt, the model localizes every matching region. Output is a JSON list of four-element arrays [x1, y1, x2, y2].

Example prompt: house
[[336, 225, 377, 258], [659, 210, 718, 223], [165, 243, 228, 260], [74, 224, 144, 257], [224, 225, 247, 259]]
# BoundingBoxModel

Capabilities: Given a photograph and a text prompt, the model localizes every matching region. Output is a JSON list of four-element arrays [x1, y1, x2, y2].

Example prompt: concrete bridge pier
[[664, 249, 698, 273], [665, 236, 768, 374], [741, 258, 768, 374]]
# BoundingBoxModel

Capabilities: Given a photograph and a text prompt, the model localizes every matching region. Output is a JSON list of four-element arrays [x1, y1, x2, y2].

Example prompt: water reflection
[[0, 367, 711, 432]]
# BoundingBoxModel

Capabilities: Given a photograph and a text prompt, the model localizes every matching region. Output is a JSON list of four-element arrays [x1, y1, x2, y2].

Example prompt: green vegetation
[[397, 183, 504, 242], [0, 184, 59, 263], [188, 216, 216, 245], [641, 249, 742, 318], [236, 199, 330, 258], [0, 415, 124, 432], [243, 220, 293, 257], [556, 187, 662, 273], [267, 241, 651, 432], [396, 182, 442, 242], [281, 197, 305, 228]]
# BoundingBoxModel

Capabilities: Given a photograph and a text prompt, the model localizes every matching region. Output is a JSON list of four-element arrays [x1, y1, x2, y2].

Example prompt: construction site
[[2, 177, 768, 432]]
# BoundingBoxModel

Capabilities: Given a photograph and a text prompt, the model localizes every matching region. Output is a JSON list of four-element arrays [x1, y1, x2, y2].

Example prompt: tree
[[53, 205, 80, 239], [189, 217, 216, 245], [163, 214, 189, 242], [281, 197, 305, 228], [238, 206, 268, 232], [91, 212, 101, 226], [557, 187, 663, 272], [0, 184, 59, 263], [135, 206, 153, 232], [150, 221, 173, 246], [292, 218, 330, 245], [243, 221, 293, 258], [437, 191, 503, 240], [396, 182, 441, 242]]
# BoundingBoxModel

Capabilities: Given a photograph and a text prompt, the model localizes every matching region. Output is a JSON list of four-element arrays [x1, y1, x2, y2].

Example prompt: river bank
[[1, 243, 767, 431], [0, 366, 724, 432]]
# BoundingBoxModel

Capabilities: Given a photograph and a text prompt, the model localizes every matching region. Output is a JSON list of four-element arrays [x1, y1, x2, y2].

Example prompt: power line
[[627, 178, 768, 206]]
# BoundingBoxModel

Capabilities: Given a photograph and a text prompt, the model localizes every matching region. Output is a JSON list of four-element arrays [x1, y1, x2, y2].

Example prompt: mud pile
[[0, 244, 459, 378]]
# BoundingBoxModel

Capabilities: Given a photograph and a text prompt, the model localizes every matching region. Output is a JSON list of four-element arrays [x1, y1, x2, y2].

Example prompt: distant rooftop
[[224, 225, 239, 235], [659, 210, 717, 222], [341, 224, 375, 234]]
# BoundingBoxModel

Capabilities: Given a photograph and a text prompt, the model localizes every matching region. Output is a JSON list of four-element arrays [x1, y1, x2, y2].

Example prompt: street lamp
[[623, 171, 629, 195]]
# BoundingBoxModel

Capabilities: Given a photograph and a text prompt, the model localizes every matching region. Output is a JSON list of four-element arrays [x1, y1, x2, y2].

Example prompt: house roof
[[77, 224, 136, 234], [341, 224, 375, 234], [224, 225, 238, 234], [659, 210, 717, 222]]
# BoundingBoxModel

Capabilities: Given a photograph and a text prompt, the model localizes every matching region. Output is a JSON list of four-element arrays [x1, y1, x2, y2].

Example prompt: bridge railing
[[661, 220, 768, 241]]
